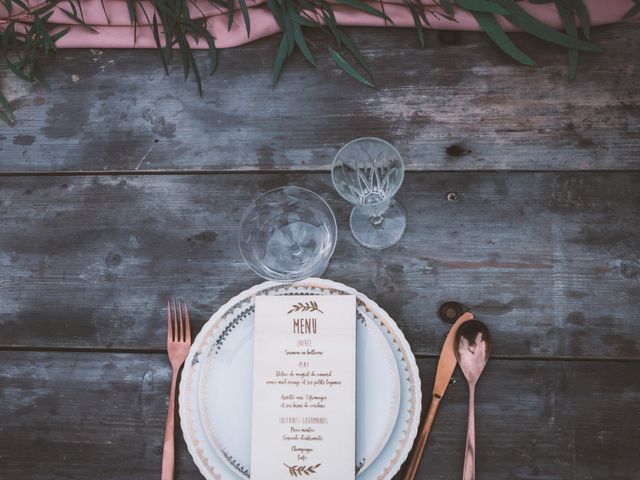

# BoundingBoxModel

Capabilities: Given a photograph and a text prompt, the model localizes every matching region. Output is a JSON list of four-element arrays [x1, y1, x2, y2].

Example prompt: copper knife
[[401, 312, 474, 480]]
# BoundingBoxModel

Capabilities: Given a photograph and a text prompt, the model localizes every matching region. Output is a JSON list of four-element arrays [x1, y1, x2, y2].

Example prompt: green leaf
[[135, 0, 153, 25], [328, 47, 375, 88], [66, 0, 78, 17], [59, 7, 99, 32], [191, 22, 218, 75], [472, 11, 536, 66], [12, 0, 28, 10], [0, 90, 12, 112], [175, 35, 191, 80], [457, 0, 508, 14], [237, 0, 252, 36], [323, 11, 342, 47], [32, 64, 51, 90], [75, 0, 86, 22], [624, 0, 640, 19], [497, 0, 603, 52], [408, 4, 425, 48], [179, 49, 190, 81], [186, 46, 203, 97], [205, 40, 218, 76], [413, 1, 429, 25], [273, 34, 289, 84], [266, 0, 286, 30], [290, 10, 317, 27], [438, 0, 455, 14], [0, 92, 15, 125], [335, 0, 390, 21], [292, 18, 316, 66], [99, 0, 111, 25], [283, 10, 295, 55], [6, 59, 30, 81], [125, 0, 137, 24], [151, 14, 169, 74], [2, 0, 12, 15], [568, 0, 590, 38], [50, 27, 71, 44], [26, 1, 53, 17], [0, 109, 13, 125], [227, 1, 234, 31], [556, 1, 578, 80], [336, 30, 371, 74]]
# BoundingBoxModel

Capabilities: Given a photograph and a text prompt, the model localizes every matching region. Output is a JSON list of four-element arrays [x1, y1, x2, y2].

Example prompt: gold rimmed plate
[[179, 278, 421, 480]]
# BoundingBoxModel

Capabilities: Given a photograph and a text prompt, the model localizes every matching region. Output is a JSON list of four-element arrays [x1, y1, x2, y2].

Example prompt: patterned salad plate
[[179, 278, 421, 480]]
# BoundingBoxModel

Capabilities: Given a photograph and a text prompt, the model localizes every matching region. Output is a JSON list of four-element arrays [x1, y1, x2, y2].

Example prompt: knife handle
[[401, 396, 441, 480]]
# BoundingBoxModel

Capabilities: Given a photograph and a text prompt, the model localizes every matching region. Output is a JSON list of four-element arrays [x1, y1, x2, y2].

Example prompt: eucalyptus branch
[[1, 0, 609, 125], [1, 0, 77, 123]]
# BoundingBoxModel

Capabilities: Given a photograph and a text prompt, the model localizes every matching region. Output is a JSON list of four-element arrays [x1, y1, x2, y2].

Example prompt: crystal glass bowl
[[238, 186, 337, 282]]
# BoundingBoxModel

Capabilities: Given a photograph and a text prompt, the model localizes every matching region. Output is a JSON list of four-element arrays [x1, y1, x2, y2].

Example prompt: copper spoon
[[402, 312, 474, 480], [455, 320, 491, 480]]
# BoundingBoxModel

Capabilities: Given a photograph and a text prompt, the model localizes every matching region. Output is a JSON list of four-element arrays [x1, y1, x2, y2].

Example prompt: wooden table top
[[1, 25, 639, 479]]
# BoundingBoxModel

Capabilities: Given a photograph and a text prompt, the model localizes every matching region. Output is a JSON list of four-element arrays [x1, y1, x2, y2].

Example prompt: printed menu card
[[250, 294, 356, 480]]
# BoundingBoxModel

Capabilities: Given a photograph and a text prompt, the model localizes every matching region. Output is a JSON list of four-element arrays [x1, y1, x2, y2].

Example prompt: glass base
[[350, 200, 406, 249], [260, 221, 330, 281]]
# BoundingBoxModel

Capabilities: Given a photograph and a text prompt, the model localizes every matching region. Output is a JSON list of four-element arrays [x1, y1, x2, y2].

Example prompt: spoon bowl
[[455, 320, 492, 384], [454, 320, 492, 480]]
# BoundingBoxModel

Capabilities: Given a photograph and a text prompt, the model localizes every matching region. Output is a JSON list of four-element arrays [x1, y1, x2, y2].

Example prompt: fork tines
[[167, 299, 191, 343]]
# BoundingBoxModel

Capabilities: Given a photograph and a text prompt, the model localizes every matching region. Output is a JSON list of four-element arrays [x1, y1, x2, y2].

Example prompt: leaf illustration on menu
[[287, 301, 324, 314], [283, 463, 322, 477]]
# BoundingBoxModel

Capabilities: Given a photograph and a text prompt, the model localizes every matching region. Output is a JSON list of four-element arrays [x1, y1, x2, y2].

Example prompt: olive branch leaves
[[283, 463, 321, 477], [0, 0, 616, 124], [287, 301, 324, 314]]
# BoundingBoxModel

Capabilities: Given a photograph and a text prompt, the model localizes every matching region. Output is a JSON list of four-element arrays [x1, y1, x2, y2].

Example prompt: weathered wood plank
[[1, 25, 639, 172], [0, 352, 638, 479], [0, 172, 639, 357]]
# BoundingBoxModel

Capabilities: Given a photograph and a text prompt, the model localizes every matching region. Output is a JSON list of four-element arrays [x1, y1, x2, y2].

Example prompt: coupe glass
[[238, 186, 337, 281], [332, 137, 406, 249]]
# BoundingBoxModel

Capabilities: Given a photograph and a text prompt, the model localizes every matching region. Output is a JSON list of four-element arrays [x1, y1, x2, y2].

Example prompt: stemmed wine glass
[[238, 186, 337, 282], [332, 137, 406, 249]]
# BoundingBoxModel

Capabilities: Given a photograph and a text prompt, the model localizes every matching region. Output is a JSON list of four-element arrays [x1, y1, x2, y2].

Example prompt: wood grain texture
[[1, 352, 638, 479], [1, 25, 639, 173], [1, 172, 639, 357]]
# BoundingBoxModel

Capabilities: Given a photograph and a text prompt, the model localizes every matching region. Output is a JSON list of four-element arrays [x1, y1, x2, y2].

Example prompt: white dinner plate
[[198, 287, 401, 477], [179, 278, 421, 480]]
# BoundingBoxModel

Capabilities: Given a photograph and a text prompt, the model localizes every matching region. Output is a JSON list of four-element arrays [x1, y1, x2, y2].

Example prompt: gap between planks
[[0, 345, 639, 363], [1, 167, 640, 177]]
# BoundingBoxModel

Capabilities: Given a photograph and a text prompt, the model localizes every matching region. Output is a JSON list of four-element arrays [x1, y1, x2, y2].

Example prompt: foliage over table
[[0, 0, 638, 124]]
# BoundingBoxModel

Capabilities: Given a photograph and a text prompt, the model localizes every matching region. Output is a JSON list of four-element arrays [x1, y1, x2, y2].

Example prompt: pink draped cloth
[[1, 0, 638, 49]]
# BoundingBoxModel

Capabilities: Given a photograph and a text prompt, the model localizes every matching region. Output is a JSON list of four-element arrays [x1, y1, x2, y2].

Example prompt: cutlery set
[[160, 300, 491, 480]]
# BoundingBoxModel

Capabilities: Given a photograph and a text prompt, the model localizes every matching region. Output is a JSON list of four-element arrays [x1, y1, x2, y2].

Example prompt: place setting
[[159, 137, 493, 480], [3, 2, 639, 476]]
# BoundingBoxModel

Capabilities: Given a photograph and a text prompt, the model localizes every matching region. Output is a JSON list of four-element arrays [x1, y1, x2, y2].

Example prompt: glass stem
[[290, 242, 302, 257], [369, 214, 384, 227], [354, 199, 391, 228]]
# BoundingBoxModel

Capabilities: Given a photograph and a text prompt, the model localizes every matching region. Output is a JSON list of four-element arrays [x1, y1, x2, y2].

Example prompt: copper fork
[[161, 300, 191, 480]]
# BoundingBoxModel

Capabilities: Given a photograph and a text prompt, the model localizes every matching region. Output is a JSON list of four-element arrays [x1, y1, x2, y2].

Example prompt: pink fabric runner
[[1, 0, 638, 49]]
